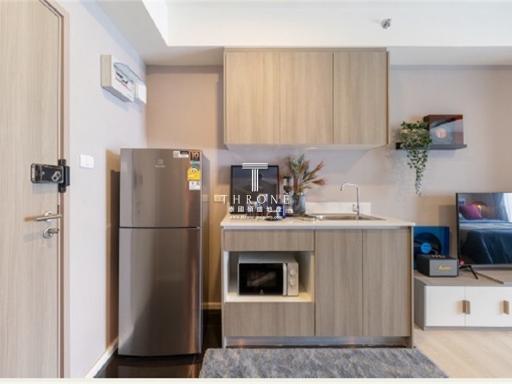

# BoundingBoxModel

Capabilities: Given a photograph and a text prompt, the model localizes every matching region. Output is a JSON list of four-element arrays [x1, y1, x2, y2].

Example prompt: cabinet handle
[[504, 300, 511, 315], [462, 299, 471, 314]]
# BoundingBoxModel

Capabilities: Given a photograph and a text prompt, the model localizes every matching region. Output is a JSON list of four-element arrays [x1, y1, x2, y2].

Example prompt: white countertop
[[221, 214, 415, 229]]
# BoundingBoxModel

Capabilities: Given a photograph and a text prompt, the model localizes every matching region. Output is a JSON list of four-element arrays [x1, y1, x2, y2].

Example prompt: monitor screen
[[457, 192, 512, 265], [230, 165, 279, 214]]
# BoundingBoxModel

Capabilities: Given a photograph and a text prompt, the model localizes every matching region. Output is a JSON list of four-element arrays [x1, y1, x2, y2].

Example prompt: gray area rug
[[200, 348, 447, 378]]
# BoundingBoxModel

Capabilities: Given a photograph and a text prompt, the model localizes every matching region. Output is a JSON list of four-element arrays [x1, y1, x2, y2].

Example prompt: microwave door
[[238, 263, 283, 295]]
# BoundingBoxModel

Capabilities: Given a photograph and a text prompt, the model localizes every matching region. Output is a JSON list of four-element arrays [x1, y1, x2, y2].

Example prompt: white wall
[[58, 0, 146, 377], [146, 65, 512, 304]]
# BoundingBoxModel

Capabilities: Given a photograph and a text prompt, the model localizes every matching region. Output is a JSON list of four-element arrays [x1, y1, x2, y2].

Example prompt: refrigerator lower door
[[119, 228, 202, 356]]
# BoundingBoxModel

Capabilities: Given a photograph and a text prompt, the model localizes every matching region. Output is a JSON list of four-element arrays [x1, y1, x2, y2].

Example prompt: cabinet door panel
[[363, 229, 411, 336], [315, 230, 363, 336], [279, 51, 333, 145], [223, 230, 314, 251], [334, 50, 388, 146], [223, 302, 314, 337], [224, 51, 279, 144], [465, 287, 512, 327], [425, 286, 466, 327]]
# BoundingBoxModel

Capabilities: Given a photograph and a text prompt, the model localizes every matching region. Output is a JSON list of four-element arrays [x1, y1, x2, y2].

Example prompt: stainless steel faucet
[[340, 182, 360, 219]]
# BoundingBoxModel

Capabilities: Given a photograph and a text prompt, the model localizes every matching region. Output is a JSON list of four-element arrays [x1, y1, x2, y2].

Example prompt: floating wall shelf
[[395, 143, 468, 150]]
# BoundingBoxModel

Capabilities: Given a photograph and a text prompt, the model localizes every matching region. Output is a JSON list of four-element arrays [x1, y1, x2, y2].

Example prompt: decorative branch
[[286, 154, 326, 194]]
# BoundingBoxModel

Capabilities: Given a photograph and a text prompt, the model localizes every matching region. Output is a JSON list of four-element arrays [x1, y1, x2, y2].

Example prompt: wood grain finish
[[0, 0, 62, 377], [279, 51, 333, 144], [334, 50, 388, 146], [415, 327, 512, 378], [224, 48, 388, 146], [224, 51, 279, 144], [363, 229, 411, 337], [315, 230, 363, 336], [223, 230, 314, 251], [223, 302, 314, 336]]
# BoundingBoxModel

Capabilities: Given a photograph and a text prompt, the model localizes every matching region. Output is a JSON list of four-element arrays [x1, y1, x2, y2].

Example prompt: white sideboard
[[415, 271, 512, 329]]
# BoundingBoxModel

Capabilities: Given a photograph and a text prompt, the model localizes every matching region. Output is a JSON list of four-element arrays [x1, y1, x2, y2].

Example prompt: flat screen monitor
[[230, 165, 279, 214], [457, 192, 512, 265]]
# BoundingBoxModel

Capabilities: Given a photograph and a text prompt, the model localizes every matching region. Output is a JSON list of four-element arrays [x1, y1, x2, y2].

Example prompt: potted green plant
[[399, 120, 432, 195], [286, 154, 326, 215]]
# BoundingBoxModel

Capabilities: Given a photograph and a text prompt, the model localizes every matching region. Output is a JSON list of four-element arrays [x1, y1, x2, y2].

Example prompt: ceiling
[[98, 0, 512, 66]]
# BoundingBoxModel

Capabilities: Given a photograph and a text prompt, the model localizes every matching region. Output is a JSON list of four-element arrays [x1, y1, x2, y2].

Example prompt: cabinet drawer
[[223, 230, 314, 251], [425, 286, 465, 327], [223, 302, 314, 337]]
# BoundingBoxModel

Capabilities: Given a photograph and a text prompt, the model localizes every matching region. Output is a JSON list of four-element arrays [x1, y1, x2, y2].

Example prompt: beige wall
[[59, 0, 146, 377], [146, 64, 512, 306]]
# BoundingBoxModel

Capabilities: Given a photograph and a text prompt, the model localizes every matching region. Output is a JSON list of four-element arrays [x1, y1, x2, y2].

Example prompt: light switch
[[214, 194, 227, 203], [79, 154, 95, 169]]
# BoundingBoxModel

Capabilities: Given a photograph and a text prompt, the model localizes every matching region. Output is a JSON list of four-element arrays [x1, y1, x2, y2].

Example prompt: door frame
[[39, 0, 69, 377]]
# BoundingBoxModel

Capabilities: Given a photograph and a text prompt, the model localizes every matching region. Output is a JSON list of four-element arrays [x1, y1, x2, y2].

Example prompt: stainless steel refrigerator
[[118, 148, 203, 356]]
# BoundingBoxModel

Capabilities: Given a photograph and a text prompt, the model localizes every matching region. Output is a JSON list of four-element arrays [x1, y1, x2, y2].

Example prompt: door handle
[[462, 299, 471, 314], [28, 210, 63, 222], [504, 300, 510, 315], [42, 227, 59, 239]]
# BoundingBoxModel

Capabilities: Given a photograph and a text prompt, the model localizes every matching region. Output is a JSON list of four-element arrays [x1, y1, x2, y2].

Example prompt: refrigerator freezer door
[[118, 228, 202, 356], [120, 149, 201, 228]]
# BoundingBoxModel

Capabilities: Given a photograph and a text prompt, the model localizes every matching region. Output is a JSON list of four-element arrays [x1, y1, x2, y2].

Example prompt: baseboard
[[85, 338, 118, 378], [203, 302, 221, 310]]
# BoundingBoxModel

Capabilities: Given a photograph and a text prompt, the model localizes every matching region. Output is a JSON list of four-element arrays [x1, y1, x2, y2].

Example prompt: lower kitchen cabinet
[[315, 230, 363, 336], [221, 227, 413, 345], [363, 229, 412, 337], [223, 302, 314, 337], [315, 228, 412, 338]]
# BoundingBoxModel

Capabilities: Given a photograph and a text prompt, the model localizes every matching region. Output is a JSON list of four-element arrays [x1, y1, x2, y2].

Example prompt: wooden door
[[362, 229, 411, 337], [224, 51, 280, 144], [334, 50, 388, 146], [315, 230, 363, 336], [279, 51, 333, 145], [0, 0, 65, 377]]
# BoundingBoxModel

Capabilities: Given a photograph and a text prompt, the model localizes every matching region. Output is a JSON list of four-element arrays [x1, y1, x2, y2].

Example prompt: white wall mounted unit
[[101, 54, 146, 103]]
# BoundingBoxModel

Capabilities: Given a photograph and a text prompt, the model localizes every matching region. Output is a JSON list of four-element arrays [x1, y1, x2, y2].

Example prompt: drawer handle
[[462, 299, 471, 314], [504, 300, 511, 315]]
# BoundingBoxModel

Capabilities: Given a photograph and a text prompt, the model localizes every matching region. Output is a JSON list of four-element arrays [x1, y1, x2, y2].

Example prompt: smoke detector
[[381, 18, 392, 29]]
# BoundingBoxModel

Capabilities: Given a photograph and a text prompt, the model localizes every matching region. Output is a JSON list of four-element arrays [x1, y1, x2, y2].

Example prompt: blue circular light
[[420, 242, 432, 254]]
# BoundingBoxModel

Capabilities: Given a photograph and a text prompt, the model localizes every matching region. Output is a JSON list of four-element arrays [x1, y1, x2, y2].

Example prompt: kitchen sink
[[300, 213, 384, 221]]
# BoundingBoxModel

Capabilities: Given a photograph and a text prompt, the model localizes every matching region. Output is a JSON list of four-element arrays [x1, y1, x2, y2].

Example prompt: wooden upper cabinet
[[333, 50, 388, 146], [224, 48, 388, 146], [279, 51, 333, 145], [224, 51, 280, 145]]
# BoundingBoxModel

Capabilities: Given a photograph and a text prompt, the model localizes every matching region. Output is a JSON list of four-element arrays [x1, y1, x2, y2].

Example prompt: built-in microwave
[[238, 254, 299, 296]]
